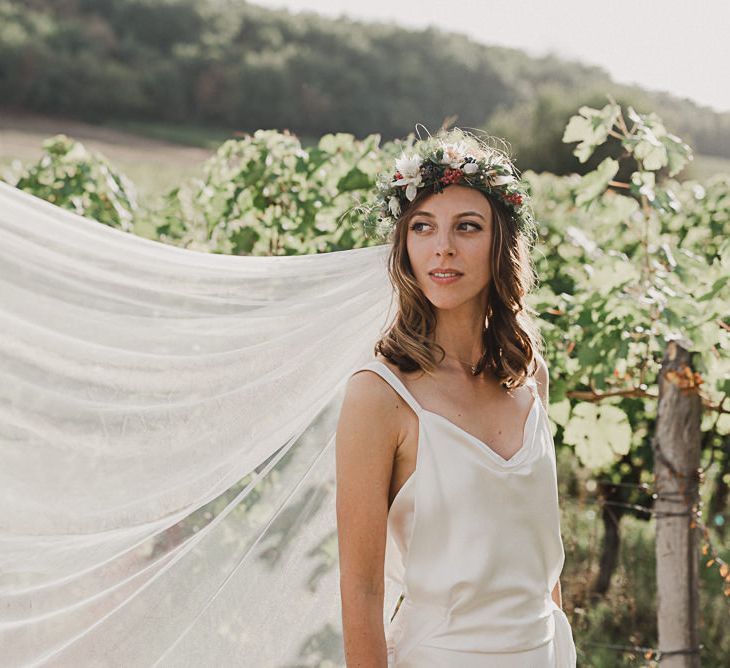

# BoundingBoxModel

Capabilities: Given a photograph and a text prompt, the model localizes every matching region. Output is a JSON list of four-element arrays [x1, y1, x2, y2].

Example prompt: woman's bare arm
[[336, 370, 402, 667]]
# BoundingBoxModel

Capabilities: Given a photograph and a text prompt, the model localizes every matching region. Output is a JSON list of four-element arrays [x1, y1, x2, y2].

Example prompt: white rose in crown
[[462, 162, 479, 175], [394, 152, 422, 178], [440, 141, 470, 168], [393, 153, 424, 201]]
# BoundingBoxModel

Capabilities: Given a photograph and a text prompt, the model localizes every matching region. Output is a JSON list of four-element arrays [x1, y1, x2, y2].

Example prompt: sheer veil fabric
[[0, 182, 400, 666]]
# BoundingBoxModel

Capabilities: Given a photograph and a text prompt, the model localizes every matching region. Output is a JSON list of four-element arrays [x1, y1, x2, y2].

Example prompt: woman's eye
[[409, 221, 481, 232]]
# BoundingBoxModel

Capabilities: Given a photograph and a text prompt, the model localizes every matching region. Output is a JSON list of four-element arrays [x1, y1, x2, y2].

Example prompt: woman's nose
[[436, 240, 455, 256]]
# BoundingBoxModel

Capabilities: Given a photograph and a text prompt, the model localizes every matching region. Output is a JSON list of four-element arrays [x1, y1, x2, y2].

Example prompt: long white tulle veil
[[0, 181, 400, 666]]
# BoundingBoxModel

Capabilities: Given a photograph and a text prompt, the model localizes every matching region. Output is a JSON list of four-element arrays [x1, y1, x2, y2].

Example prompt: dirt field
[[0, 110, 214, 200]]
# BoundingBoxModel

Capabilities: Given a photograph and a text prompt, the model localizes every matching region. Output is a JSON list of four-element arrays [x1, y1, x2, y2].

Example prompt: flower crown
[[370, 134, 533, 236]]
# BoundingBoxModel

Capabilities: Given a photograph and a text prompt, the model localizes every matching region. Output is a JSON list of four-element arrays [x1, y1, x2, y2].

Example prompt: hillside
[[2, 0, 729, 174]]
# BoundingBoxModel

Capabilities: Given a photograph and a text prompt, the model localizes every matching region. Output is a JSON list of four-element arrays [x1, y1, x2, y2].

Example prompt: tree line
[[3, 0, 730, 174]]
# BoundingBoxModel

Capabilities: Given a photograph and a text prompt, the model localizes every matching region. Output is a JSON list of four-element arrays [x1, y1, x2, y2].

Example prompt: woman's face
[[405, 184, 493, 311]]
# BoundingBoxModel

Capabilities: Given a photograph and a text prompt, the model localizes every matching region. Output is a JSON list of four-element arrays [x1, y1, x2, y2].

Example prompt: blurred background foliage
[[4, 101, 728, 664]]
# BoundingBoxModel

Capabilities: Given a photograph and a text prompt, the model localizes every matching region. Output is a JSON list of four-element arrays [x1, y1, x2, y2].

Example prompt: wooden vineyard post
[[653, 340, 702, 667]]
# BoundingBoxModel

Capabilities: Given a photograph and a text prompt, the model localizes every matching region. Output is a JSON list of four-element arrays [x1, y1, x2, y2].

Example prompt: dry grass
[[0, 110, 214, 201]]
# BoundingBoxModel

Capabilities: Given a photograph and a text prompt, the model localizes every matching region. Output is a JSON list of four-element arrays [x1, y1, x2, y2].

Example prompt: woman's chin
[[426, 295, 468, 311]]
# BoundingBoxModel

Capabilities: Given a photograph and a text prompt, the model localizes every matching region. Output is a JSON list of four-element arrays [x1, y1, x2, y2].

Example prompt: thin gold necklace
[[441, 350, 484, 375]]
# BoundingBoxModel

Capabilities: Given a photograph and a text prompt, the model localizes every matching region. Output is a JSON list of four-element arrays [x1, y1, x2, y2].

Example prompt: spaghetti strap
[[523, 374, 539, 409], [352, 359, 423, 416]]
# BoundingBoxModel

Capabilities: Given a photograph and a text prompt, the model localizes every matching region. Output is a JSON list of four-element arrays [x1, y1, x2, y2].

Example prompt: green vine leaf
[[575, 157, 619, 206], [562, 103, 621, 163], [564, 402, 632, 470]]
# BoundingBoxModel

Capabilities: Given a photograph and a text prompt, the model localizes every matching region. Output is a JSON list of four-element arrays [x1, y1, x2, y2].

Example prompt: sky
[[253, 0, 730, 113]]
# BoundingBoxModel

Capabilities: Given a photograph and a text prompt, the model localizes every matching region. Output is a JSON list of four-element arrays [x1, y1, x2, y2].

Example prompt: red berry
[[441, 168, 463, 185]]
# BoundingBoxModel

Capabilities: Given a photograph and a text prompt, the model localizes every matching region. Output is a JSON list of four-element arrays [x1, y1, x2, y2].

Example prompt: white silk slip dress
[[354, 360, 577, 668]]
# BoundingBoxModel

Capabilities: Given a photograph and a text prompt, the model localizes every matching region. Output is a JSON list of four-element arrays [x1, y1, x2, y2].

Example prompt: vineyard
[[3, 103, 729, 666]]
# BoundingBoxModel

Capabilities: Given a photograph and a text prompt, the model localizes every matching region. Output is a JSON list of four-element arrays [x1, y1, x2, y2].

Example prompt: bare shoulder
[[341, 362, 401, 430], [336, 358, 404, 476], [347, 352, 422, 422]]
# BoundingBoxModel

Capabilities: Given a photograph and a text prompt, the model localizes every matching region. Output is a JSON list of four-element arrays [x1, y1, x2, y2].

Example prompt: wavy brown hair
[[374, 134, 544, 389]]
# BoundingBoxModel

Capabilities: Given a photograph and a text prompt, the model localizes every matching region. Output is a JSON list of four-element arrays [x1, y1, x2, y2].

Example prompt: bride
[[335, 129, 578, 667], [0, 125, 575, 667]]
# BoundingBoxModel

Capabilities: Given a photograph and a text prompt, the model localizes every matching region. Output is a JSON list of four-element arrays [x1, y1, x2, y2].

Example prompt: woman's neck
[[433, 310, 487, 370]]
